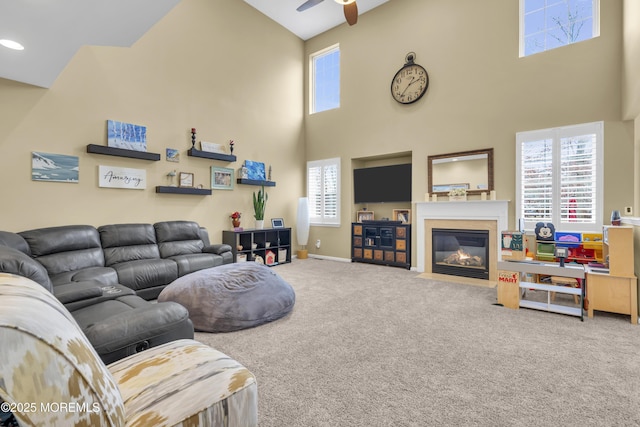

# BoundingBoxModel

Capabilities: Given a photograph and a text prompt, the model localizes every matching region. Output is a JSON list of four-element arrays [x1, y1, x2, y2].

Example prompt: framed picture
[[357, 210, 374, 223], [431, 183, 470, 193], [244, 160, 266, 181], [211, 166, 234, 190], [201, 141, 225, 154], [271, 218, 284, 228], [107, 120, 147, 152], [179, 172, 194, 188], [393, 209, 411, 224], [32, 152, 79, 183], [166, 148, 180, 163]]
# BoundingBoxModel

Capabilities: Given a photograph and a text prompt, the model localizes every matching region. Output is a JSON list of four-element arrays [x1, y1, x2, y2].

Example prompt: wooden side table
[[586, 267, 638, 324]]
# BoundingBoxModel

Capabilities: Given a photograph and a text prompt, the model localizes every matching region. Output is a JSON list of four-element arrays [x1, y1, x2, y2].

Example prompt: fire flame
[[457, 249, 470, 260]]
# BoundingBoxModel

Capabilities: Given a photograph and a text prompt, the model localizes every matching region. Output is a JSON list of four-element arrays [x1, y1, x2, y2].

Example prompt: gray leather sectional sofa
[[0, 220, 233, 363]]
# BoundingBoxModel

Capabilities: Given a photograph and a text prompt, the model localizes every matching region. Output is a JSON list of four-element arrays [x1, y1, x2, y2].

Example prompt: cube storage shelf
[[351, 221, 411, 269], [223, 228, 291, 266]]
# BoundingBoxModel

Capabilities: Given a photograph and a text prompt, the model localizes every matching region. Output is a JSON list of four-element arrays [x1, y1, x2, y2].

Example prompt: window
[[310, 44, 340, 114], [519, 0, 600, 57], [307, 158, 340, 226], [516, 121, 603, 232]]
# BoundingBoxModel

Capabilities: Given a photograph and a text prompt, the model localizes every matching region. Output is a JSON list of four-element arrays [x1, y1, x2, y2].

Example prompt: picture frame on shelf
[[179, 172, 194, 188], [107, 120, 147, 152], [393, 209, 411, 224], [210, 166, 234, 190], [200, 141, 226, 154], [271, 218, 284, 228], [431, 183, 469, 193], [357, 210, 374, 223], [244, 160, 266, 180]]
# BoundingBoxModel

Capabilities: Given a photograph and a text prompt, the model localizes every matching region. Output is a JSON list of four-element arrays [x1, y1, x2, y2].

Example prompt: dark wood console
[[351, 221, 411, 269]]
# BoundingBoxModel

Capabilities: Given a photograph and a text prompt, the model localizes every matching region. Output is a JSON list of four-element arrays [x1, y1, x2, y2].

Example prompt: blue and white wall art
[[31, 152, 79, 183], [107, 120, 147, 152]]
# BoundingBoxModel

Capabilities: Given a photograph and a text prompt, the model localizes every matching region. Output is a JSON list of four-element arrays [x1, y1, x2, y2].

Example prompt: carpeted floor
[[195, 258, 640, 427]]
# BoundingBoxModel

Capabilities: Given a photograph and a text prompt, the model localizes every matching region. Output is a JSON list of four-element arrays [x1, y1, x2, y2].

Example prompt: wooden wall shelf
[[237, 179, 276, 187], [187, 148, 236, 162], [155, 186, 211, 195], [86, 144, 161, 161]]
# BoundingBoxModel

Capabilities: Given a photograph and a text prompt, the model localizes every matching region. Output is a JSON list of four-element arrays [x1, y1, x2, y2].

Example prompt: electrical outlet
[[624, 206, 633, 216], [315, 239, 321, 249]]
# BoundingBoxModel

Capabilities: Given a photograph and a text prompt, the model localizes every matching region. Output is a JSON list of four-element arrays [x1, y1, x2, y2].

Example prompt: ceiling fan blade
[[297, 0, 324, 12], [344, 1, 358, 26]]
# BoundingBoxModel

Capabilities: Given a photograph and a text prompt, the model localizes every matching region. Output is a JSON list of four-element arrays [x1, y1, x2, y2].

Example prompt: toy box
[[501, 231, 527, 261], [555, 232, 582, 248]]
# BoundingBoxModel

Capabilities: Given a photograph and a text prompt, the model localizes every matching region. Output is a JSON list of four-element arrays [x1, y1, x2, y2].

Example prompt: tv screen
[[353, 164, 412, 204]]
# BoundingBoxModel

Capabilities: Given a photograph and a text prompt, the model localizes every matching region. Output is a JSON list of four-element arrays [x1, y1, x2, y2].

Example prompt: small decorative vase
[[232, 219, 241, 228], [255, 219, 264, 229], [449, 195, 467, 201]]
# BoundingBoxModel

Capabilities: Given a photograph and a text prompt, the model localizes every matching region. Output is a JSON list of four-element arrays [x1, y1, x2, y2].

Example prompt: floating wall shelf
[[237, 179, 276, 187], [86, 144, 161, 161], [187, 148, 236, 162], [155, 186, 212, 195]]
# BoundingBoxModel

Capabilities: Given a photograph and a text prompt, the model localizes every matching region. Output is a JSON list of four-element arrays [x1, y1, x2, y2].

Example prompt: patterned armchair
[[0, 273, 257, 427]]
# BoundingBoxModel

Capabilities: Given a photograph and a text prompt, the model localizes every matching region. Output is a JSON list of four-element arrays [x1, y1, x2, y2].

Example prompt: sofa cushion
[[19, 225, 108, 277], [73, 295, 194, 364], [154, 220, 205, 257], [99, 223, 161, 264], [0, 246, 53, 292], [0, 230, 31, 255]]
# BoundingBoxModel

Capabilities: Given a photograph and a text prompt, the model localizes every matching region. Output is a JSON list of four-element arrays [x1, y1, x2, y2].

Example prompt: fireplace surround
[[432, 228, 490, 280], [416, 200, 509, 282]]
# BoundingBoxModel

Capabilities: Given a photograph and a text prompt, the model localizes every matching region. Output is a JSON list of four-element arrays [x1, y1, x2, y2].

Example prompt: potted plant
[[253, 185, 268, 229]]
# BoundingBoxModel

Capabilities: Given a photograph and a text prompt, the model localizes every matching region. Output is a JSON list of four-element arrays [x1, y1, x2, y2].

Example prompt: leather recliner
[[0, 228, 195, 364]]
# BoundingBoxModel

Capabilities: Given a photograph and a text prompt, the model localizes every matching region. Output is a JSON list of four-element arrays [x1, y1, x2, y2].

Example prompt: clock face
[[391, 64, 429, 104]]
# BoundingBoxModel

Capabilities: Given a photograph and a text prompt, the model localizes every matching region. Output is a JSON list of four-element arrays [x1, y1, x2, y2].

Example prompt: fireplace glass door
[[432, 228, 490, 280]]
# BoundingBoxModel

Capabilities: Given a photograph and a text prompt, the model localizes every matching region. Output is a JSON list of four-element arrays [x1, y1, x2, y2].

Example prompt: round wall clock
[[391, 52, 429, 104]]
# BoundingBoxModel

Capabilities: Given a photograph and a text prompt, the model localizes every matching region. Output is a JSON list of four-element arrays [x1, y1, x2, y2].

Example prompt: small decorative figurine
[[229, 140, 234, 154], [191, 128, 196, 149]]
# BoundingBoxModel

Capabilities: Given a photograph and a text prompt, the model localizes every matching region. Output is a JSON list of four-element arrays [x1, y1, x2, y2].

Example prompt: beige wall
[[0, 0, 635, 267], [304, 0, 633, 264], [0, 1, 305, 241]]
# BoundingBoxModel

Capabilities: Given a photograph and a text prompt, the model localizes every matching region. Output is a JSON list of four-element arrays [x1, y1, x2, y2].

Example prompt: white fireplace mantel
[[416, 200, 509, 273]]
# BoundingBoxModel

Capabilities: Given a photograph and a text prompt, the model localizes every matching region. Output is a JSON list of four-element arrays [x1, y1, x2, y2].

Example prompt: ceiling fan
[[296, 0, 359, 26]]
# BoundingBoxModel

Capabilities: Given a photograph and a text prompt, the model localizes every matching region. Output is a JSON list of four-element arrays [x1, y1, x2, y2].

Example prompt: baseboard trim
[[307, 254, 351, 263]]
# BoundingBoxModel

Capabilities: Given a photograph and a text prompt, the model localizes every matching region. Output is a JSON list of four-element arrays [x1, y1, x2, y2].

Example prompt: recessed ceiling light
[[0, 39, 24, 50]]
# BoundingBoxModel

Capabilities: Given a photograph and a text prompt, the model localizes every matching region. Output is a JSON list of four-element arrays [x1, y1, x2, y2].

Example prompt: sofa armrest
[[203, 244, 232, 255], [54, 282, 104, 304]]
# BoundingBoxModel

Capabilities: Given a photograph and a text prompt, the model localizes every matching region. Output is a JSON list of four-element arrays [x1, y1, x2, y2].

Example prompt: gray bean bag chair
[[158, 262, 295, 332]]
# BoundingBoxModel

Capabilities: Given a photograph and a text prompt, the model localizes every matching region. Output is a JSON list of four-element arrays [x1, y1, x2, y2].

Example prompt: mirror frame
[[427, 148, 494, 196]]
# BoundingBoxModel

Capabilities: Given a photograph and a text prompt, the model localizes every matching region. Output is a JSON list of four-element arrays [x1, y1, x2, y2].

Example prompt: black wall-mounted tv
[[353, 164, 412, 204]]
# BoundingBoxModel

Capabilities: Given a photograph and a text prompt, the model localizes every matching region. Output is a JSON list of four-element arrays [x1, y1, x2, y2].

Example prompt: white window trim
[[516, 121, 604, 233], [309, 43, 340, 115], [307, 157, 341, 227], [519, 0, 601, 58]]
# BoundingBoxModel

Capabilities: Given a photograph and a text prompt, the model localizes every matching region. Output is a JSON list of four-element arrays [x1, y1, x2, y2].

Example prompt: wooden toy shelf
[[497, 260, 585, 320]]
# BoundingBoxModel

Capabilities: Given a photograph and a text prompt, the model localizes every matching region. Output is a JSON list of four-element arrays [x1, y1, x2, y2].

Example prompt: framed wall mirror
[[427, 148, 494, 196]]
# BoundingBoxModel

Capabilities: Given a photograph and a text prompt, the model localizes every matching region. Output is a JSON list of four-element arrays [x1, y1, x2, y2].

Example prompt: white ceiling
[[0, 0, 387, 89], [243, 0, 389, 41]]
